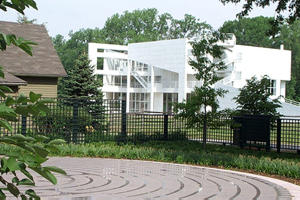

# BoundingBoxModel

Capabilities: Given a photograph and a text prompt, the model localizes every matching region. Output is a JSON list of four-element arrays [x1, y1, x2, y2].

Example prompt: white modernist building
[[88, 35, 291, 113]]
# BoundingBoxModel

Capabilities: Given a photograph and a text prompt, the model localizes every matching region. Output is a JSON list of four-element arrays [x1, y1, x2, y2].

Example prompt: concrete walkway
[[9, 157, 300, 200]]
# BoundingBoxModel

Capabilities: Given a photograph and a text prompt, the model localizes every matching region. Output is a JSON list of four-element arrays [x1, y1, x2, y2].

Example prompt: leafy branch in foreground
[[0, 135, 66, 199], [0, 1, 67, 199], [0, 90, 67, 199]]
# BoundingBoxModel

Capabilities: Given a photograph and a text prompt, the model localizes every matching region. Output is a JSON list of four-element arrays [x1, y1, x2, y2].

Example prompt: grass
[[43, 140, 300, 184]]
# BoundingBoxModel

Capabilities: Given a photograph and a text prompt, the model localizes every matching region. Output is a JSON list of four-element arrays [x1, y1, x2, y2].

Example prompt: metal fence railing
[[1, 98, 300, 153]]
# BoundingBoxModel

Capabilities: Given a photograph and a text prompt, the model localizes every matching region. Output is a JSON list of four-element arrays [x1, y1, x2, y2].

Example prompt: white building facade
[[88, 36, 291, 113]]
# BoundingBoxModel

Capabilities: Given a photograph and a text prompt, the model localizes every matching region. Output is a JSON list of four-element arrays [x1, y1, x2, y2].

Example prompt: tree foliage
[[174, 31, 227, 150], [59, 53, 102, 99], [101, 8, 211, 45], [220, 16, 276, 47], [0, 0, 37, 14], [234, 76, 281, 116], [220, 0, 300, 32], [0, 1, 66, 199], [276, 21, 300, 100], [0, 134, 66, 199]]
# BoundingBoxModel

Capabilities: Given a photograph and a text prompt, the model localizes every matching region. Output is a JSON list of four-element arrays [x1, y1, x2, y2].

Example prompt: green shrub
[[34, 108, 109, 143]]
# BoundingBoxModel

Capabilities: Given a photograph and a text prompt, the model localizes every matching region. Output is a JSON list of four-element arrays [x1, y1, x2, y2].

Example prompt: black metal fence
[[2, 98, 300, 153]]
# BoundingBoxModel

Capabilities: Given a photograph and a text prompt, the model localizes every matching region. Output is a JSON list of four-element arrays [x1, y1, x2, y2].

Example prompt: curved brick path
[[10, 157, 300, 200]]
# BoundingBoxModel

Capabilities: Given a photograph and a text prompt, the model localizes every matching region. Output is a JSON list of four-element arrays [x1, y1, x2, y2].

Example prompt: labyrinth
[[7, 158, 298, 200]]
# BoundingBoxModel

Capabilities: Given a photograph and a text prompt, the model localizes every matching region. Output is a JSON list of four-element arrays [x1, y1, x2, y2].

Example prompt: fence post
[[21, 115, 27, 136], [21, 102, 27, 136], [277, 118, 281, 153], [164, 114, 168, 140], [72, 99, 79, 144], [121, 100, 127, 139]]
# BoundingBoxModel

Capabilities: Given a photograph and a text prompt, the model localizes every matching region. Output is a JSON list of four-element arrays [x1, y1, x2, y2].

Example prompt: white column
[[178, 72, 186, 103], [276, 79, 281, 98], [179, 41, 188, 103], [88, 43, 97, 75], [150, 66, 155, 111], [126, 60, 131, 112], [280, 80, 286, 98]]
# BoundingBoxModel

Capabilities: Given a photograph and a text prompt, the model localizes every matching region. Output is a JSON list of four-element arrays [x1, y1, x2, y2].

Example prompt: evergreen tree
[[59, 53, 104, 133], [60, 53, 102, 99]]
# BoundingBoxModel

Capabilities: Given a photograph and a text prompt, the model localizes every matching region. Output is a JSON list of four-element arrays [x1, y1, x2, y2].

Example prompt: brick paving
[[8, 157, 300, 200]]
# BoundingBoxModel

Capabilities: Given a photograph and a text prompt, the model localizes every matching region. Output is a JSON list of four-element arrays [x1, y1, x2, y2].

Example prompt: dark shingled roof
[[0, 70, 27, 86], [0, 21, 67, 79]]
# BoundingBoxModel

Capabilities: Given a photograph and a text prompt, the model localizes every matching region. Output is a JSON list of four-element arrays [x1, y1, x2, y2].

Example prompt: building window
[[130, 76, 142, 88], [163, 93, 178, 113], [129, 93, 150, 112], [186, 93, 191, 101], [109, 76, 127, 87], [155, 76, 162, 83], [122, 76, 127, 87], [268, 80, 276, 96], [97, 57, 104, 70], [115, 76, 121, 86], [131, 61, 149, 72], [143, 64, 148, 71], [107, 92, 126, 100], [107, 58, 127, 71]]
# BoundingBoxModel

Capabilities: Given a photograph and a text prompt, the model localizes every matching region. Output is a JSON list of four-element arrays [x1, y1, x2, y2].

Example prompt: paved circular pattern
[[9, 158, 298, 200]]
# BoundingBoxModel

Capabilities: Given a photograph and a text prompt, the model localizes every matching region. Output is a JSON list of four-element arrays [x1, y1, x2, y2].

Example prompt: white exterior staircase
[[131, 70, 148, 88]]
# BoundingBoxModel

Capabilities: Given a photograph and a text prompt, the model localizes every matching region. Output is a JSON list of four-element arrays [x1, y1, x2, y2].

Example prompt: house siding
[[18, 77, 58, 98]]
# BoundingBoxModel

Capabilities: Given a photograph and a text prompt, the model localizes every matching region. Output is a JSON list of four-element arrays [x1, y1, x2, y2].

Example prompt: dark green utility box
[[233, 115, 271, 151]]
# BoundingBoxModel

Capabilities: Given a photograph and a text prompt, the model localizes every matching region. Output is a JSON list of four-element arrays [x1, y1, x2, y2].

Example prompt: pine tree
[[59, 53, 104, 134], [60, 53, 102, 99]]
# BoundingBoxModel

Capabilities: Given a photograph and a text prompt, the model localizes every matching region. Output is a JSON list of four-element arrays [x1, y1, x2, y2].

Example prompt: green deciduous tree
[[101, 9, 211, 45], [220, 0, 300, 36], [275, 21, 300, 100], [169, 14, 211, 39], [102, 8, 167, 44], [220, 16, 276, 48], [0, 1, 66, 199], [174, 31, 227, 150]]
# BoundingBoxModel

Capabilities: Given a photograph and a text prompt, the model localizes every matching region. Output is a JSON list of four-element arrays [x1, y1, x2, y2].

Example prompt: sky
[[0, 0, 278, 37]]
